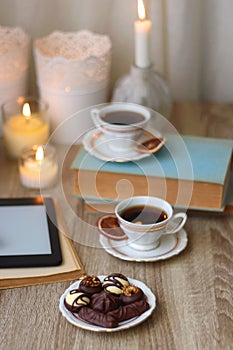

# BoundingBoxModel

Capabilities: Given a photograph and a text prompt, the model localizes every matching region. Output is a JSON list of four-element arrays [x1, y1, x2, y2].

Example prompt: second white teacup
[[113, 196, 187, 251], [91, 103, 151, 152]]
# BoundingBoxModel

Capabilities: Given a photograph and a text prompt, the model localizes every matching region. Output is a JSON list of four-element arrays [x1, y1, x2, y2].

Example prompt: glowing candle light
[[19, 145, 58, 189], [2, 98, 49, 159], [35, 145, 44, 162], [22, 102, 31, 120]]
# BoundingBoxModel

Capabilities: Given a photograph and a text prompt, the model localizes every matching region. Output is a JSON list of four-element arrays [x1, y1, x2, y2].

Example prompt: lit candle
[[2, 97, 49, 159], [134, 0, 152, 68], [19, 144, 58, 189], [22, 102, 31, 121]]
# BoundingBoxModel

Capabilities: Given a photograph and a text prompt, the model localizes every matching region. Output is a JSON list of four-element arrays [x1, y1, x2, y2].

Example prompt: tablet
[[0, 197, 62, 268]]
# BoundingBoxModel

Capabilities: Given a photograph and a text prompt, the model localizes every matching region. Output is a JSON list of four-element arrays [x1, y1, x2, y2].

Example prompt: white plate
[[82, 128, 165, 162], [59, 275, 156, 332], [99, 229, 188, 262]]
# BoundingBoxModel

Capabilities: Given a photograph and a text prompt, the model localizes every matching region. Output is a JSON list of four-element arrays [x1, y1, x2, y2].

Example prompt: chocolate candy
[[78, 307, 118, 328], [79, 275, 102, 295], [90, 291, 120, 313], [120, 284, 144, 305], [103, 273, 129, 295], [64, 273, 150, 329], [64, 289, 90, 313], [108, 299, 149, 322]]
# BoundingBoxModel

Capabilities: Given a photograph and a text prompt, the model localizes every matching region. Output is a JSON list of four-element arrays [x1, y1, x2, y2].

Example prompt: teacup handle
[[91, 108, 102, 128], [164, 213, 187, 235]]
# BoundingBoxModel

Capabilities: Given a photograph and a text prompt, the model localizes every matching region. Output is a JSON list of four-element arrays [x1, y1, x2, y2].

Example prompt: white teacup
[[91, 103, 151, 152], [98, 196, 187, 251]]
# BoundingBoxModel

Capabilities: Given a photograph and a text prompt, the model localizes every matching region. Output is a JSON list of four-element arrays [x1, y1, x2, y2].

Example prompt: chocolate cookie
[[79, 275, 102, 295], [64, 289, 90, 313], [103, 273, 129, 295], [78, 307, 118, 328], [90, 290, 120, 313], [120, 284, 144, 305], [108, 299, 149, 322]]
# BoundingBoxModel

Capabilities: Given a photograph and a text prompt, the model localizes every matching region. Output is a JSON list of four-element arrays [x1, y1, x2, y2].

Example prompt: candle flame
[[138, 0, 146, 20], [22, 103, 31, 120], [36, 146, 44, 161]]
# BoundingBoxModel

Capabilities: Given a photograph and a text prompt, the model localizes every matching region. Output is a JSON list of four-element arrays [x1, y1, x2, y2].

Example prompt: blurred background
[[0, 0, 232, 102]]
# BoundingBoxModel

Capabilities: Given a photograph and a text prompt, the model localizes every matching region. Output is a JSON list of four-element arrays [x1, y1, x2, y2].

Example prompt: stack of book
[[72, 135, 233, 213]]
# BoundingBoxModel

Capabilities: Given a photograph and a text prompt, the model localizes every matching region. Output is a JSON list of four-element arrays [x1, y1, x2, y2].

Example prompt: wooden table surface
[[0, 102, 232, 350]]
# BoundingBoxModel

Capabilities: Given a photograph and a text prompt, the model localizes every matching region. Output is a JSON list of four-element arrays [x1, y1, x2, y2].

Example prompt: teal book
[[72, 135, 233, 210]]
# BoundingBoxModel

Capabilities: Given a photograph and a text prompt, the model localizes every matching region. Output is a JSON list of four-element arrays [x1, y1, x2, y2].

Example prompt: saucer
[[99, 229, 188, 262], [59, 275, 156, 332], [82, 128, 165, 162]]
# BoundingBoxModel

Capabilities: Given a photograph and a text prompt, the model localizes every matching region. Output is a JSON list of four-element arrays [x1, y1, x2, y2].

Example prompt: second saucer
[[82, 128, 165, 162]]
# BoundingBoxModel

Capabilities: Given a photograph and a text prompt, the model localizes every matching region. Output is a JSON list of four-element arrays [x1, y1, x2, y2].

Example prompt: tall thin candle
[[134, 0, 152, 68]]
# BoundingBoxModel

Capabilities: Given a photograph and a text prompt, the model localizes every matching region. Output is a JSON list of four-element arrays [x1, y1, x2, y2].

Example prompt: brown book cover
[[72, 136, 233, 210]]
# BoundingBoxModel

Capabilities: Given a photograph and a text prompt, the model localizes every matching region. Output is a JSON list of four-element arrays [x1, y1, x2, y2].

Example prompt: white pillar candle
[[19, 145, 58, 189], [2, 97, 49, 159], [134, 0, 152, 68]]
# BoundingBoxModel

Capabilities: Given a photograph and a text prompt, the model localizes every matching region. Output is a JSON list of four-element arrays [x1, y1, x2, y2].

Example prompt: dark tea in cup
[[102, 110, 145, 126], [120, 205, 168, 225]]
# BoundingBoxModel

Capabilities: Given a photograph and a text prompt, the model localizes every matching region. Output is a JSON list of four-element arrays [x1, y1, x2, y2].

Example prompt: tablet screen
[[0, 198, 62, 267]]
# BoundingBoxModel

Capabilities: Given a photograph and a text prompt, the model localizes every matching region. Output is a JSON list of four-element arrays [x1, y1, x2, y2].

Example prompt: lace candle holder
[[34, 30, 112, 144], [0, 26, 30, 135]]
